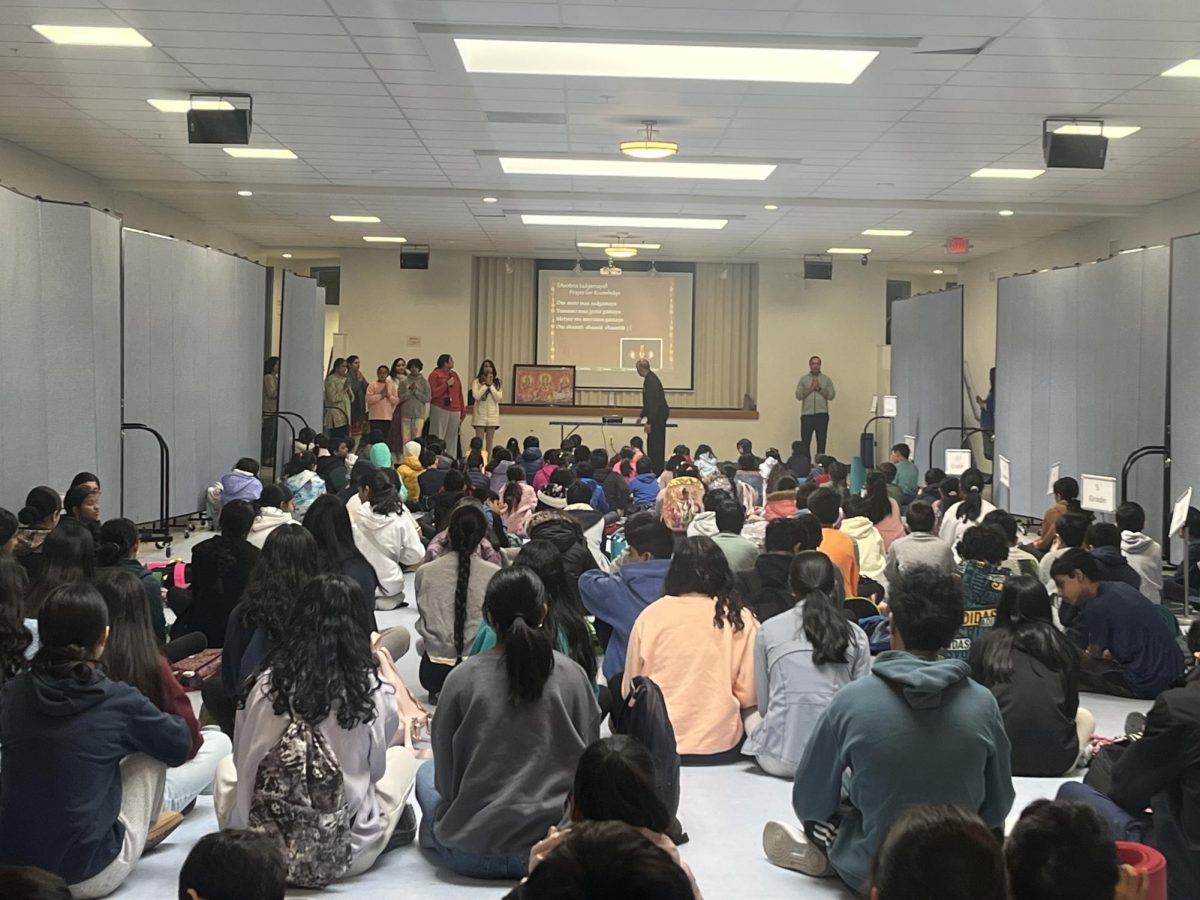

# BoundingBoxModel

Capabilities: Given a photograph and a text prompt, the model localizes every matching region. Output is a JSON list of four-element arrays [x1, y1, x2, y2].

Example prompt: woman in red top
[[95, 569, 232, 814], [428, 353, 464, 451]]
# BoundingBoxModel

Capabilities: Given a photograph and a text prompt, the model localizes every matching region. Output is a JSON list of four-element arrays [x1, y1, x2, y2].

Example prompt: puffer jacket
[[527, 511, 598, 584]]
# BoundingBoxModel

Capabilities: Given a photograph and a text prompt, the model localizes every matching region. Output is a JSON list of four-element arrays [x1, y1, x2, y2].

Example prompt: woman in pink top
[[865, 471, 906, 551], [623, 535, 758, 764], [366, 365, 400, 440], [531, 449, 562, 492]]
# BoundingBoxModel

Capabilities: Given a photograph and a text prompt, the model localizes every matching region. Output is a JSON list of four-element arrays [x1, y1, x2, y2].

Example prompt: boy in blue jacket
[[629, 457, 662, 510], [580, 513, 674, 683], [763, 565, 1014, 894]]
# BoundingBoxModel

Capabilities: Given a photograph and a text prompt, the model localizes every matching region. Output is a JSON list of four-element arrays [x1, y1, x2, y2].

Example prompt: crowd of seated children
[[744, 550, 871, 778], [765, 565, 1015, 895]]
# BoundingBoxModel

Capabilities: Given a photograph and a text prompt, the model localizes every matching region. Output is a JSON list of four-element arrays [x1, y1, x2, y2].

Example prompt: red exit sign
[[946, 236, 971, 254]]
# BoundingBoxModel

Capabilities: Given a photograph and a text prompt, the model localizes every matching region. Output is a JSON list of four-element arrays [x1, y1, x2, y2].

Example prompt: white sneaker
[[762, 821, 832, 877]]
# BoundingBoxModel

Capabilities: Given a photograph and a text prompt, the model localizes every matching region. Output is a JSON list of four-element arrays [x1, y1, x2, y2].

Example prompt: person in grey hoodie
[[882, 501, 955, 585], [762, 565, 1014, 895], [1117, 501, 1163, 603]]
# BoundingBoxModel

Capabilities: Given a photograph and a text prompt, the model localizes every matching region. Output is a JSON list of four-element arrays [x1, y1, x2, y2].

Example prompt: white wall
[[0, 136, 260, 260], [336, 248, 890, 461]]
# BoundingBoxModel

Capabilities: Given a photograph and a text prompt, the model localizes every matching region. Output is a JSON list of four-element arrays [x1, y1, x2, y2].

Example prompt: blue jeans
[[414, 760, 528, 880], [1057, 781, 1151, 842]]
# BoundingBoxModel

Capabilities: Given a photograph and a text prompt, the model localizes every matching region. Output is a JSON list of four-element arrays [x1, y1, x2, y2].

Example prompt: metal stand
[[859, 415, 894, 470], [1120, 444, 1170, 555], [122, 423, 172, 552], [927, 426, 991, 474], [271, 411, 311, 474]]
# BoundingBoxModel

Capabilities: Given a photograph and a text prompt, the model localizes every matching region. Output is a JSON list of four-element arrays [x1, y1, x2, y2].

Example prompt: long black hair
[[0, 555, 31, 685], [24, 520, 95, 619], [662, 535, 747, 631], [513, 540, 597, 684], [957, 467, 986, 522], [789, 550, 854, 665], [482, 566, 555, 705], [448, 504, 488, 661], [362, 468, 402, 516], [504, 464, 528, 513], [31, 582, 108, 686], [863, 471, 892, 525], [261, 574, 378, 729], [977, 574, 1080, 684], [242, 526, 320, 644], [304, 494, 371, 573], [95, 517, 139, 568], [95, 568, 164, 710], [570, 736, 671, 833]]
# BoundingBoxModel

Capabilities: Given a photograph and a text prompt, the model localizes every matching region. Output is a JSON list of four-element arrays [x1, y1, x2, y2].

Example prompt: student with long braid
[[414, 504, 500, 700]]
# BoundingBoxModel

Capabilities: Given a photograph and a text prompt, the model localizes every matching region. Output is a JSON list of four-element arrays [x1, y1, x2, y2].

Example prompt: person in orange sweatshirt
[[807, 487, 859, 596]]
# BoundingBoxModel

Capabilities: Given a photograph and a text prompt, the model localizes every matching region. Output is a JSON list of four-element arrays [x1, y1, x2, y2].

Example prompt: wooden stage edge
[[498, 405, 758, 421]]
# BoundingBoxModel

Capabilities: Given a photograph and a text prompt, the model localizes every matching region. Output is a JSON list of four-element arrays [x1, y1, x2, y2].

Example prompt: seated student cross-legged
[[0, 584, 193, 898], [763, 565, 1014, 895], [623, 535, 759, 765], [744, 551, 871, 779], [416, 567, 600, 880], [1051, 548, 1184, 699], [969, 575, 1093, 776]]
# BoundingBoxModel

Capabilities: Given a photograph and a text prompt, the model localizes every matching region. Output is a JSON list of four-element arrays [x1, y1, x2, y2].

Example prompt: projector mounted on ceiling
[[1043, 117, 1108, 170], [599, 264, 623, 276], [187, 92, 253, 145]]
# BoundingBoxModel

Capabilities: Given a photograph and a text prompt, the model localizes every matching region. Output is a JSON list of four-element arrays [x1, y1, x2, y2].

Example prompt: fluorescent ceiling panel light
[[330, 215, 381, 223], [148, 98, 233, 113], [363, 236, 407, 243], [499, 157, 775, 181], [282, 253, 293, 258], [828, 247, 871, 254], [1054, 123, 1140, 139], [862, 229, 912, 237], [237, 190, 253, 197], [33, 25, 151, 46], [932, 268, 944, 274], [455, 39, 878, 84], [223, 148, 297, 159], [763, 204, 778, 210], [482, 196, 498, 203], [522, 214, 727, 230], [970, 168, 1044, 179], [1162, 59, 1200, 77], [577, 242, 662, 250], [998, 209, 1015, 216]]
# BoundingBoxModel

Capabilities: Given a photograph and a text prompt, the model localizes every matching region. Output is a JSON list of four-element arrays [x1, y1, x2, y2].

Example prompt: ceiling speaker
[[187, 108, 252, 144], [400, 245, 430, 270], [1042, 118, 1108, 169], [803, 254, 832, 281]]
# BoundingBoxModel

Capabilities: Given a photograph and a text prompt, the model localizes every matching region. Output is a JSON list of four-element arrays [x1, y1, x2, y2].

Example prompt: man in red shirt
[[428, 354, 464, 452]]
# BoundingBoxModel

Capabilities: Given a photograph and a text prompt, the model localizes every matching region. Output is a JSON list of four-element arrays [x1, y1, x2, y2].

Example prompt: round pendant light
[[604, 245, 639, 259], [620, 121, 678, 160]]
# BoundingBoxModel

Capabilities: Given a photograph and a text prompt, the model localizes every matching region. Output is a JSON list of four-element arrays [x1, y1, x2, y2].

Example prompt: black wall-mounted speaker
[[1043, 131, 1108, 169], [400, 245, 430, 270], [187, 108, 252, 144], [803, 255, 833, 280]]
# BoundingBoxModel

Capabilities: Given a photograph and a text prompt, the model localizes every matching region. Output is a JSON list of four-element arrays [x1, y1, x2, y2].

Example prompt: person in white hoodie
[[839, 496, 886, 583], [939, 468, 996, 562], [686, 488, 729, 539], [246, 483, 299, 549], [351, 468, 424, 610], [1117, 501, 1163, 603]]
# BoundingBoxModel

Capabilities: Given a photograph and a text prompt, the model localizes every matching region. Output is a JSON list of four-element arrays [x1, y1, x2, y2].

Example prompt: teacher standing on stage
[[796, 355, 836, 458], [636, 358, 669, 475]]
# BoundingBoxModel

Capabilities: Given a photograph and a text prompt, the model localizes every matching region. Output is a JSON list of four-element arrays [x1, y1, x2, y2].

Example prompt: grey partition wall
[[277, 272, 326, 458], [890, 286, 963, 469], [0, 190, 122, 511], [1171, 233, 1200, 519], [123, 231, 267, 523], [995, 248, 1169, 539]]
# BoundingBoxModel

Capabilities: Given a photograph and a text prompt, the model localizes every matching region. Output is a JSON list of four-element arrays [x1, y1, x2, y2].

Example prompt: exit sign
[[946, 236, 971, 254]]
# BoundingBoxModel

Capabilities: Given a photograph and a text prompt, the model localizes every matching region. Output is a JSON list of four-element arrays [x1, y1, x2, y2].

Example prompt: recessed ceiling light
[[455, 39, 878, 84], [522, 214, 727, 230], [499, 157, 775, 181], [482, 196, 498, 203], [148, 98, 233, 113], [362, 236, 408, 243], [237, 190, 253, 197], [620, 121, 678, 160], [828, 247, 872, 254], [970, 168, 1044, 179], [223, 148, 297, 159], [577, 241, 662, 250], [932, 268, 944, 275], [862, 229, 912, 237], [764, 204, 779, 210], [32, 24, 151, 46], [281, 253, 293, 259], [1162, 59, 1200, 78], [330, 215, 381, 223], [998, 209, 1016, 216], [1054, 124, 1141, 139]]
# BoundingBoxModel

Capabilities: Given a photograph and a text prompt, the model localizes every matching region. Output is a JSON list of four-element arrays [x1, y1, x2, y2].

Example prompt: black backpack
[[610, 675, 688, 845]]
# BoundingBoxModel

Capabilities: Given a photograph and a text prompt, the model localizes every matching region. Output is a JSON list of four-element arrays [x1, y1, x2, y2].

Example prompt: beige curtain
[[470, 258, 757, 409]]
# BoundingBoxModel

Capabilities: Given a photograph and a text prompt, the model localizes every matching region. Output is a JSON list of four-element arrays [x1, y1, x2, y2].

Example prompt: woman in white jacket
[[246, 483, 299, 549], [350, 468, 424, 611]]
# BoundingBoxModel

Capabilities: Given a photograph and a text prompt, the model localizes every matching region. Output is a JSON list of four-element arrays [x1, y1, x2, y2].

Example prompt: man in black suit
[[636, 358, 669, 475]]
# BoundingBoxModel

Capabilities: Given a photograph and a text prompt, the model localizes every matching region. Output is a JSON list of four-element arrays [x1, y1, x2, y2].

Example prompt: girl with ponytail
[[863, 470, 905, 551], [12, 485, 61, 579], [0, 582, 192, 893], [96, 517, 169, 644], [414, 503, 500, 699], [743, 551, 871, 778], [414, 566, 600, 880], [938, 467, 997, 559]]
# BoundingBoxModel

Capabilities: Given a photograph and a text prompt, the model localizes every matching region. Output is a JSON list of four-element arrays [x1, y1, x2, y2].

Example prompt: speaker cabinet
[[1043, 131, 1108, 169], [187, 109, 252, 144]]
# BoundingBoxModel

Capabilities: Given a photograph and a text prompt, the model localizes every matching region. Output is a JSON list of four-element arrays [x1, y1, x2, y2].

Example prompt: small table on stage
[[548, 420, 678, 444]]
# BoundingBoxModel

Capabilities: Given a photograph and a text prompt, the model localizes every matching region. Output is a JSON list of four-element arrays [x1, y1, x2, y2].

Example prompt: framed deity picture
[[512, 364, 576, 406]]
